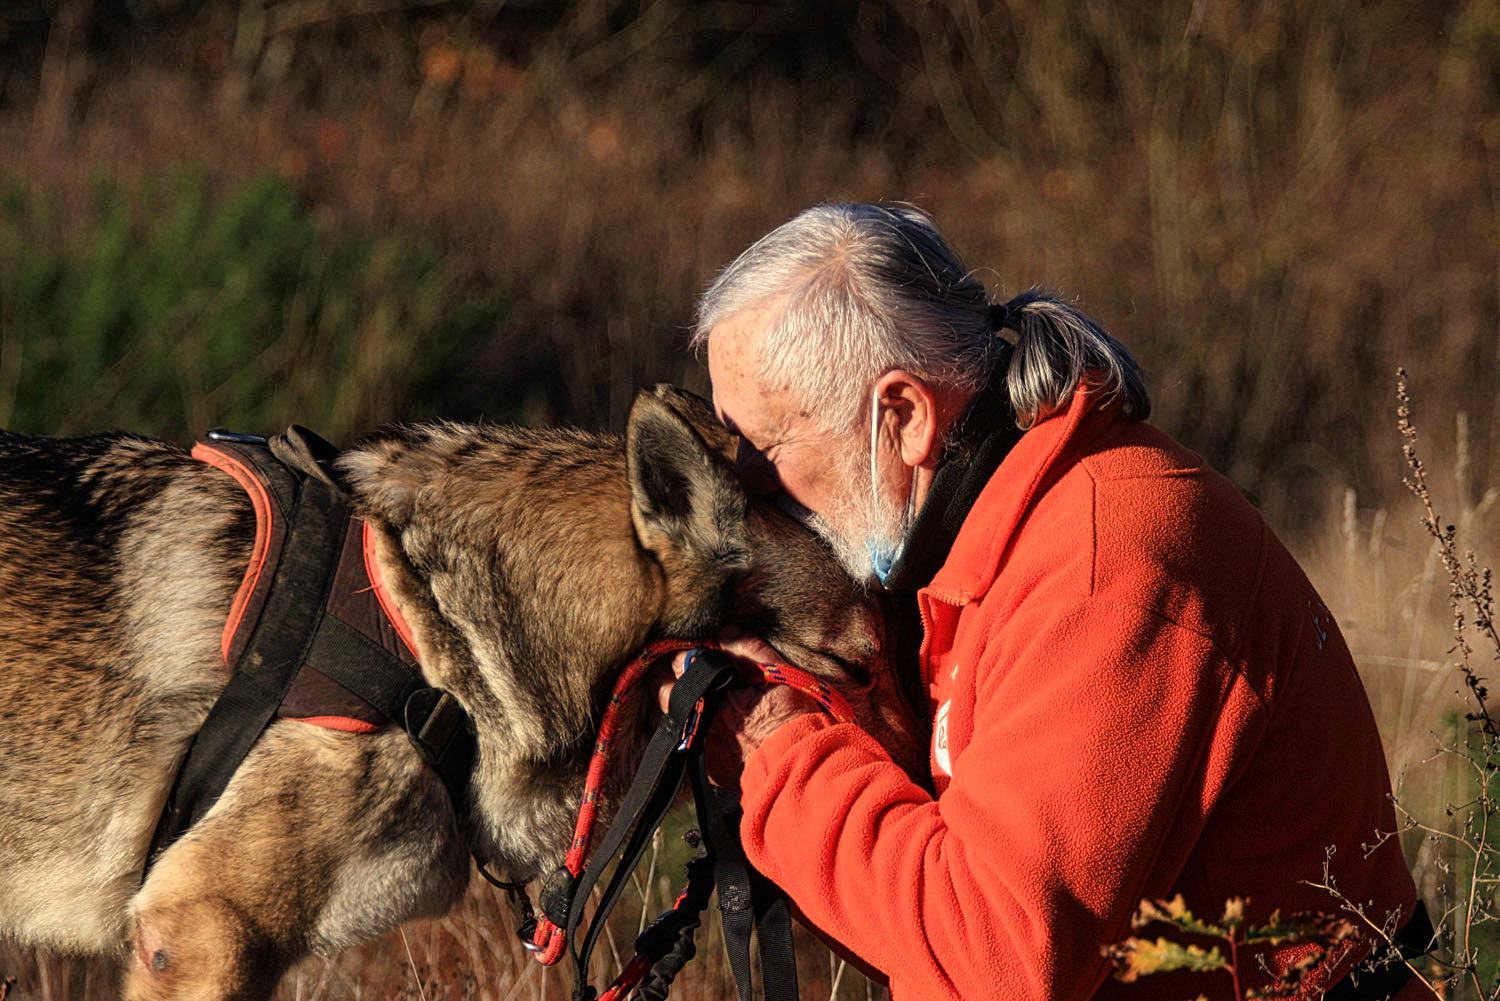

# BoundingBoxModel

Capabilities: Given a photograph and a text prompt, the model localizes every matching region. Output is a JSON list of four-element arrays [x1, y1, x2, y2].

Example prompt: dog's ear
[[645, 384, 738, 463], [627, 385, 749, 586]]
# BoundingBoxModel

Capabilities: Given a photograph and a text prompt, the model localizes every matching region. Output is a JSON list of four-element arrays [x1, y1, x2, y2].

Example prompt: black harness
[[148, 426, 475, 864]]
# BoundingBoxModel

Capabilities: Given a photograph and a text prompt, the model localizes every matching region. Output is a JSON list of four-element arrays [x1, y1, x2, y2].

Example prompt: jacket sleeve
[[739, 595, 1260, 1001]]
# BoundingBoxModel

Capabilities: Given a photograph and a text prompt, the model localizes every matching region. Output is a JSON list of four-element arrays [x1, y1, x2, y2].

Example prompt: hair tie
[[988, 299, 1023, 334]]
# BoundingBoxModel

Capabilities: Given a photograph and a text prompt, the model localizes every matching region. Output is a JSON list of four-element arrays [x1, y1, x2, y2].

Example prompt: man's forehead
[[706, 313, 774, 434]]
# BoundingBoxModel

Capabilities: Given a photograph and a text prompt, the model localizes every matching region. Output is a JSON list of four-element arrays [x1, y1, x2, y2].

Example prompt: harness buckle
[[403, 688, 469, 760], [206, 428, 269, 445]]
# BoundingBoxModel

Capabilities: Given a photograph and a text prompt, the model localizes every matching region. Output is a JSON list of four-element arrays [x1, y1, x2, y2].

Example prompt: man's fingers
[[651, 650, 698, 714], [717, 632, 784, 667]]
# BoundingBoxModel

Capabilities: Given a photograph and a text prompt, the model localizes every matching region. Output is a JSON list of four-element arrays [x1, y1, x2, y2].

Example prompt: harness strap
[[149, 427, 477, 870], [303, 615, 474, 806], [150, 447, 348, 861]]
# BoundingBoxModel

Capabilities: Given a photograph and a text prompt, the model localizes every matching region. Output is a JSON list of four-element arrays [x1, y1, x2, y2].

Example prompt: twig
[[397, 926, 428, 1001], [1303, 860, 1451, 1000]]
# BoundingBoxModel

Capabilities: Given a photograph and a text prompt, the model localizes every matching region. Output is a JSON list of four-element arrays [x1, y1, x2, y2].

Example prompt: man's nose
[[734, 439, 781, 498]]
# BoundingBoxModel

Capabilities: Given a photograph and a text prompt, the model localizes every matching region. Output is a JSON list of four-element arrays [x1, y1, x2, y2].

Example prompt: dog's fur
[[0, 386, 921, 1000]]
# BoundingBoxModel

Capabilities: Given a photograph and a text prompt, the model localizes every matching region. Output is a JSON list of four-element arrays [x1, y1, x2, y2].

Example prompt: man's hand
[[652, 631, 820, 787]]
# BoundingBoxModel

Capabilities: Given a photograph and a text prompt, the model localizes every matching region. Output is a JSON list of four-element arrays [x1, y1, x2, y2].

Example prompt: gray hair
[[692, 203, 1149, 432]]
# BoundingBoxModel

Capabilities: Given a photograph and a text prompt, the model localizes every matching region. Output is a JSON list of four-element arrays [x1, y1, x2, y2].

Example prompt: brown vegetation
[[3, 0, 1497, 528]]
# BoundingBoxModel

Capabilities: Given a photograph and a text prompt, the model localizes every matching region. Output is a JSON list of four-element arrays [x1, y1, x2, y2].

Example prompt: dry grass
[[0, 829, 879, 1000], [1297, 379, 1499, 996]]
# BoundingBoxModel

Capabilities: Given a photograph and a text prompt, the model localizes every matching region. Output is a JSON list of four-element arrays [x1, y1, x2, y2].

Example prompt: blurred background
[[1, 0, 1497, 997]]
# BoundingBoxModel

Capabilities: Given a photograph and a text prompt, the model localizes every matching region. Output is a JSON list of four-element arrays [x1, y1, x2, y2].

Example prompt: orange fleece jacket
[[740, 384, 1421, 1001]]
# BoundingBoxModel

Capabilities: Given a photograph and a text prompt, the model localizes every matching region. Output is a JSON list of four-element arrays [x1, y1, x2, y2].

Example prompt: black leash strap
[[559, 650, 738, 1000], [709, 788, 757, 1001], [544, 647, 806, 1001], [707, 788, 800, 1001]]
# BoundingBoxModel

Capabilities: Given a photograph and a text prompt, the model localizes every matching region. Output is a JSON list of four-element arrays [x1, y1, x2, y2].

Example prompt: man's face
[[706, 309, 907, 582]]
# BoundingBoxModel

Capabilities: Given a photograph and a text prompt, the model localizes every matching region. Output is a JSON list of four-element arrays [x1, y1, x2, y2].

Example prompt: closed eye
[[734, 437, 783, 495]]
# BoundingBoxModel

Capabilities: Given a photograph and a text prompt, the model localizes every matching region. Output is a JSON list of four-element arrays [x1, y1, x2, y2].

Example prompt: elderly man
[[659, 203, 1426, 1000]]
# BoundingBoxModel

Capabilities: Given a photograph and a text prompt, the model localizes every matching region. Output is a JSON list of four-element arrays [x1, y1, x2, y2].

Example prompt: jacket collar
[[924, 380, 1124, 606]]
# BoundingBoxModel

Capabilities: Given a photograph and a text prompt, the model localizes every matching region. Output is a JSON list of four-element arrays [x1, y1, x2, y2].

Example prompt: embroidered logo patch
[[1308, 597, 1331, 650], [933, 699, 952, 777]]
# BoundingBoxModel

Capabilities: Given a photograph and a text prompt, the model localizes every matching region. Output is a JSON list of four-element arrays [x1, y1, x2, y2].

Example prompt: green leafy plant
[[0, 172, 504, 441], [1104, 895, 1357, 1000]]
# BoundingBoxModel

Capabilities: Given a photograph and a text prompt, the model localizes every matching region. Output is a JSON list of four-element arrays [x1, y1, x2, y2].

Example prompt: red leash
[[523, 639, 855, 968]]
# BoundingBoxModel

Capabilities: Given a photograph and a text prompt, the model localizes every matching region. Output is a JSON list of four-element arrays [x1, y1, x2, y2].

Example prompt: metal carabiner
[[677, 697, 708, 752], [518, 922, 546, 953], [674, 648, 736, 752], [512, 895, 546, 953]]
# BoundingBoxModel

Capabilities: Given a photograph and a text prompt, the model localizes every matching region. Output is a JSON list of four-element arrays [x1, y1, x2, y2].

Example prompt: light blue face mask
[[866, 387, 917, 585], [867, 539, 901, 584]]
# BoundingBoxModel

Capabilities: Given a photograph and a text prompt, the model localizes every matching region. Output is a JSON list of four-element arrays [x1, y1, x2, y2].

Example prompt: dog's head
[[336, 386, 923, 878]]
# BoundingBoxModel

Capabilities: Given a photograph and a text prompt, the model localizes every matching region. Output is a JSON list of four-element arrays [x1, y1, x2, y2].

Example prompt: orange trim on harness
[[289, 715, 381, 734], [363, 520, 420, 661], [194, 444, 411, 737], [192, 442, 274, 666]]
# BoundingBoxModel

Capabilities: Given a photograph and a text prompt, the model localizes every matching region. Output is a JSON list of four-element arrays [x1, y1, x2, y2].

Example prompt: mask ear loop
[[871, 386, 920, 515], [868, 386, 921, 585]]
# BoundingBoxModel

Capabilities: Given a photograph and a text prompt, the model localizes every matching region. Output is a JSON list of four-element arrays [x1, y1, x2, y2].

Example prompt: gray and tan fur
[[0, 386, 921, 1001]]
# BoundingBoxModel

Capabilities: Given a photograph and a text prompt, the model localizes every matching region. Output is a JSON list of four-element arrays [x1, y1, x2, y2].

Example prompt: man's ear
[[875, 370, 943, 469], [627, 384, 750, 580]]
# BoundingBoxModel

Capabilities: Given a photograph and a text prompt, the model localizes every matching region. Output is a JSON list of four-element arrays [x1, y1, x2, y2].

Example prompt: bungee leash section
[[504, 640, 855, 1001]]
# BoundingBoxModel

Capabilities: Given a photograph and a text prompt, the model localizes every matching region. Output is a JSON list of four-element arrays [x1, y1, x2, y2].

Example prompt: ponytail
[[990, 287, 1150, 428]]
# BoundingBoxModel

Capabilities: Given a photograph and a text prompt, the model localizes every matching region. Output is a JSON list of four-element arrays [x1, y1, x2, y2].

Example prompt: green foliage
[[1104, 895, 1358, 1000], [1107, 935, 1227, 982], [0, 172, 504, 441]]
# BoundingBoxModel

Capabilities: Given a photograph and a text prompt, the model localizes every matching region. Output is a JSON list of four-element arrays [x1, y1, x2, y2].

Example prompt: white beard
[[781, 442, 913, 586]]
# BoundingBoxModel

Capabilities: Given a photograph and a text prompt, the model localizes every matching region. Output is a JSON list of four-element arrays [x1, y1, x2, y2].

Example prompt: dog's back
[[0, 432, 252, 952]]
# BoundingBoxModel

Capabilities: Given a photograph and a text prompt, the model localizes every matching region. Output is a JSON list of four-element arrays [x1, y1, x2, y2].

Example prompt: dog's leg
[[123, 724, 467, 1001], [121, 796, 320, 1001], [123, 889, 280, 1001]]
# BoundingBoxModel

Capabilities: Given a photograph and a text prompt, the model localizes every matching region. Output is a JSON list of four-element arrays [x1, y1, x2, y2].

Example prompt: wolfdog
[[0, 385, 921, 1000]]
